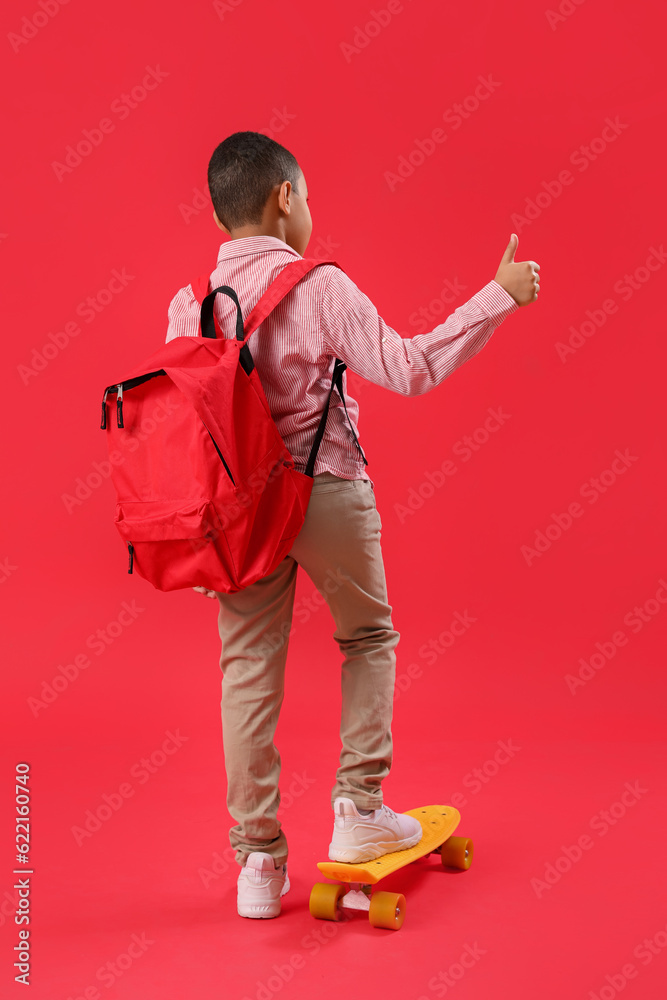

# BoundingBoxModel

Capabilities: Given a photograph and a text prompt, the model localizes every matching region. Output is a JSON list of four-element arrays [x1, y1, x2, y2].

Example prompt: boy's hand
[[193, 585, 218, 599], [494, 234, 540, 306]]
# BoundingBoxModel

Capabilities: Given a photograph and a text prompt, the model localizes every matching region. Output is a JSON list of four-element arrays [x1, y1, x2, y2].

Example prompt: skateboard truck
[[338, 884, 372, 912]]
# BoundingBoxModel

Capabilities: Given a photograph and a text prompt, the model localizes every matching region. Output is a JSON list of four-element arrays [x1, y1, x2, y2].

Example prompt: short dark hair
[[207, 131, 302, 230]]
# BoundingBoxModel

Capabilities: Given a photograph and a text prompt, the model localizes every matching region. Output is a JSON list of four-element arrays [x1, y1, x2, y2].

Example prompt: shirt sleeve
[[165, 284, 200, 342], [319, 267, 519, 396]]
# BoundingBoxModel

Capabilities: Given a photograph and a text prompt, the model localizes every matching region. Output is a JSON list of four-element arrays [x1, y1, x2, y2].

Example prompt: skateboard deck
[[317, 804, 461, 884], [310, 804, 472, 929]]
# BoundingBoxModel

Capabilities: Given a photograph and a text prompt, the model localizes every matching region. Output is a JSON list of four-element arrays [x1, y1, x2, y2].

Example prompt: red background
[[1, 0, 666, 997]]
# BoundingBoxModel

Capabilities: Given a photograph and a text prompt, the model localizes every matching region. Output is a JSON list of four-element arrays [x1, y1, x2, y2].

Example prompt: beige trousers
[[215, 472, 399, 868]]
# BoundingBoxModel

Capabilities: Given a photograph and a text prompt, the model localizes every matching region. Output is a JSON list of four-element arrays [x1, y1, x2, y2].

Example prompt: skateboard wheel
[[440, 836, 473, 870], [368, 891, 406, 930], [309, 882, 346, 921]]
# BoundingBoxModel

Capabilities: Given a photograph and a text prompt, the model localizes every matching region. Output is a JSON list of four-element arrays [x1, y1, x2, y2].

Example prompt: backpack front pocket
[[114, 498, 224, 541], [113, 498, 238, 592]]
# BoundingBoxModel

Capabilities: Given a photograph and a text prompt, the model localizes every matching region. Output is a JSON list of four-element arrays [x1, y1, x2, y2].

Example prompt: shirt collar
[[216, 235, 302, 264]]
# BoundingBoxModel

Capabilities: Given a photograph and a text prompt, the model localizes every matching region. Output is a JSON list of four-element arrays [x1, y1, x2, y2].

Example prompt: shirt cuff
[[470, 279, 520, 325]]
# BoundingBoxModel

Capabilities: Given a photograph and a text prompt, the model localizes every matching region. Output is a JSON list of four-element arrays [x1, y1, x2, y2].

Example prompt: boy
[[165, 131, 540, 919]]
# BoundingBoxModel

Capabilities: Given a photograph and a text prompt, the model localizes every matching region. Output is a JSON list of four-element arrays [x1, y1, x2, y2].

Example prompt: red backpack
[[100, 257, 367, 593]]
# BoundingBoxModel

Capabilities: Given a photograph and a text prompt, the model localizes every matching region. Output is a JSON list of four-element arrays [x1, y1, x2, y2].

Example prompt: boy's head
[[207, 131, 312, 256]]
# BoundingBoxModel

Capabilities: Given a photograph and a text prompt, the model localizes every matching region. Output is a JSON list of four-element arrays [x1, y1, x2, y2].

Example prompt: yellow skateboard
[[309, 805, 473, 930]]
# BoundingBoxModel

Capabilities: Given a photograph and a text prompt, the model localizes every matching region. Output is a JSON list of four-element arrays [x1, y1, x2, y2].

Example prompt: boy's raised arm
[[319, 235, 538, 397]]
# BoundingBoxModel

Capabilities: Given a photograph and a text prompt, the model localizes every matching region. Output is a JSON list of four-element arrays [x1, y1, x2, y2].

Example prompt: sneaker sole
[[238, 903, 281, 919], [237, 874, 290, 918], [327, 831, 423, 864]]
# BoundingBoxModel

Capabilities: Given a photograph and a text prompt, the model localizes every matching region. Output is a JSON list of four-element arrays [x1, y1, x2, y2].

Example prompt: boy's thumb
[[500, 233, 518, 265]]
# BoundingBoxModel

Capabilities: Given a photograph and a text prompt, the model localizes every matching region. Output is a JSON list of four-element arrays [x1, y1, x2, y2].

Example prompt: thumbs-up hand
[[493, 234, 540, 306]]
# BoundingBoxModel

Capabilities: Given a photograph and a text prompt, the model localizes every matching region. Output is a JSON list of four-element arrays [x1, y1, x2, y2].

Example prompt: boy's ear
[[213, 210, 229, 235]]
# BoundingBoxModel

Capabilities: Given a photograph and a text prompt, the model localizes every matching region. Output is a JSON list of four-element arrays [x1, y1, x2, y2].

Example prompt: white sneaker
[[328, 797, 423, 863], [237, 852, 290, 919]]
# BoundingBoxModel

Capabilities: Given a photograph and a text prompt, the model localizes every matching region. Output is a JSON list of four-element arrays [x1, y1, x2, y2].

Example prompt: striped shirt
[[165, 235, 519, 481]]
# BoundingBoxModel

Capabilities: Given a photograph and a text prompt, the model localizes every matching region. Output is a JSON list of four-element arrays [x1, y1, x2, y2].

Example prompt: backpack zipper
[[100, 374, 235, 484], [116, 383, 123, 428], [101, 388, 110, 429], [100, 370, 166, 430], [203, 423, 236, 486]]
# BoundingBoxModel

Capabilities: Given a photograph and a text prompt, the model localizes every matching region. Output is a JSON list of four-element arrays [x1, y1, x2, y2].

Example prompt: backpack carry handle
[[199, 285, 245, 341]]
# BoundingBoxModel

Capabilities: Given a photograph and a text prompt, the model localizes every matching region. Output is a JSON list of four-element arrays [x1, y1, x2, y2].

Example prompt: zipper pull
[[128, 542, 134, 574], [100, 387, 110, 429], [116, 383, 124, 428]]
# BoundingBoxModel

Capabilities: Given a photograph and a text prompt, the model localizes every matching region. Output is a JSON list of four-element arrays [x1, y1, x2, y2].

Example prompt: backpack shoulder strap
[[242, 258, 345, 343], [190, 273, 211, 305], [243, 258, 366, 471], [304, 358, 367, 475]]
